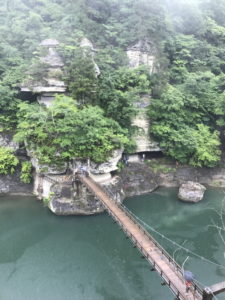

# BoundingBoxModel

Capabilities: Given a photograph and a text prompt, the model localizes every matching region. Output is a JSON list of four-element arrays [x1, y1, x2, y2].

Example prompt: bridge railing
[[43, 175, 58, 184], [79, 175, 204, 298], [43, 174, 72, 185]]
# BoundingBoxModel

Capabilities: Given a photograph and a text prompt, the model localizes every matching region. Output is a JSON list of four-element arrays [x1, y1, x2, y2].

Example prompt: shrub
[[20, 161, 33, 183], [0, 147, 19, 174]]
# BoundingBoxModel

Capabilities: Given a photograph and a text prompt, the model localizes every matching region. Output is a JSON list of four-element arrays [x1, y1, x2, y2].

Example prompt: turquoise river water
[[0, 188, 225, 300]]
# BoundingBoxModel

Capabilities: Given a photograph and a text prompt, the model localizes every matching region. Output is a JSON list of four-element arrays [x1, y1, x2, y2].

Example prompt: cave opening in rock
[[139, 151, 164, 160], [18, 91, 38, 103]]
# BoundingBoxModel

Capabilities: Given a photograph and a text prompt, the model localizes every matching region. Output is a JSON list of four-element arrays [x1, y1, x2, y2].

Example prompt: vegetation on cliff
[[0, 147, 19, 175], [15, 96, 129, 164], [1, 0, 225, 168]]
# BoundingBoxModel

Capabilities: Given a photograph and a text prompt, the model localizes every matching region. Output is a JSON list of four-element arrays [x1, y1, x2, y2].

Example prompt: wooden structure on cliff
[[76, 173, 225, 300]]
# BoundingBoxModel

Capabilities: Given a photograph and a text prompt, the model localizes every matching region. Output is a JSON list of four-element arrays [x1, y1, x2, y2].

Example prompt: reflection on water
[[0, 189, 224, 299]]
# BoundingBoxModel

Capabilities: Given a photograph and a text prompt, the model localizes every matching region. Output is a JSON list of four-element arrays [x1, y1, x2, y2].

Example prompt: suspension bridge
[[75, 173, 225, 300]]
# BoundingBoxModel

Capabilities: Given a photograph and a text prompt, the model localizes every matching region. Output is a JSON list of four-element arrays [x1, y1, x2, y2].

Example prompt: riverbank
[[119, 157, 225, 198], [1, 157, 225, 198]]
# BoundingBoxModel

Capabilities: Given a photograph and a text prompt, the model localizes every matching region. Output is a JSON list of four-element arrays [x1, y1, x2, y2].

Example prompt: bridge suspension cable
[[121, 203, 225, 271]]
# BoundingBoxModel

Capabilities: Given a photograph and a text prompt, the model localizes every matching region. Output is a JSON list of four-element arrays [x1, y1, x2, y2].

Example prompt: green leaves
[[60, 47, 98, 106], [189, 124, 221, 167], [97, 66, 151, 130], [149, 83, 222, 167], [15, 96, 129, 165], [0, 147, 19, 175], [20, 161, 32, 183]]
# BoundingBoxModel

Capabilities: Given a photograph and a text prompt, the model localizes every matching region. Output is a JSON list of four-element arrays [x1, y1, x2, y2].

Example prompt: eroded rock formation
[[127, 40, 157, 74], [80, 37, 100, 77], [21, 38, 66, 107], [132, 97, 161, 153], [127, 40, 160, 154], [120, 162, 158, 197]]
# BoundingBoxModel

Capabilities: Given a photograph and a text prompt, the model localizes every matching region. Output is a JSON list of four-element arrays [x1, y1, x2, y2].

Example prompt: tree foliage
[[1, 0, 225, 167], [15, 96, 129, 165], [20, 161, 33, 183], [0, 147, 19, 175], [149, 85, 221, 167]]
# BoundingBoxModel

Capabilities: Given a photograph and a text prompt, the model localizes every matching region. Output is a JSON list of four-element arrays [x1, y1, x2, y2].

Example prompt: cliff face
[[3, 140, 225, 214], [126, 40, 157, 74], [127, 40, 160, 154], [132, 97, 161, 153], [0, 133, 32, 195], [120, 162, 158, 197], [0, 170, 33, 195], [32, 161, 159, 215]]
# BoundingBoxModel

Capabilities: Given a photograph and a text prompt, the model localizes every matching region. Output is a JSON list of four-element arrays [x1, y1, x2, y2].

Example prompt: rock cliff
[[127, 40, 157, 74], [0, 133, 32, 195], [127, 40, 160, 154]]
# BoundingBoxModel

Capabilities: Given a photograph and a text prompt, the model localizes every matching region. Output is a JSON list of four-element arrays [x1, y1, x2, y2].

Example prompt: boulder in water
[[178, 181, 206, 203]]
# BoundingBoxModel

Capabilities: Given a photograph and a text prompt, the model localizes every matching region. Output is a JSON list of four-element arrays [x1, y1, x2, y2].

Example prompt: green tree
[[61, 46, 98, 106], [15, 95, 129, 165], [97, 66, 151, 129], [149, 85, 221, 166]]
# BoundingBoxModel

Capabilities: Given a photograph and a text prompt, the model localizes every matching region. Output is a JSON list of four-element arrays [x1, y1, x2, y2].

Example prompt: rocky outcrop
[[28, 146, 124, 215], [26, 148, 67, 175], [90, 149, 123, 174], [127, 40, 160, 153], [0, 168, 33, 195], [0, 132, 19, 152], [49, 179, 103, 215], [34, 159, 160, 216], [21, 38, 66, 107], [132, 97, 160, 153], [157, 164, 225, 188], [178, 181, 206, 203], [80, 37, 100, 77], [0, 133, 32, 195], [127, 40, 157, 74], [120, 162, 158, 197], [48, 175, 123, 215], [40, 39, 64, 67]]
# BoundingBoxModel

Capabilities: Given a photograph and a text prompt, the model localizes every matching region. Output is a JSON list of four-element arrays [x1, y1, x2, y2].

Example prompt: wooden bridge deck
[[79, 175, 203, 300]]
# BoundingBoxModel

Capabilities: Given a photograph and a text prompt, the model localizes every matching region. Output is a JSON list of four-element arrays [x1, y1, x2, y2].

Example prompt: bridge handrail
[[78, 175, 203, 297], [43, 174, 72, 185], [99, 182, 185, 271], [43, 175, 58, 184]]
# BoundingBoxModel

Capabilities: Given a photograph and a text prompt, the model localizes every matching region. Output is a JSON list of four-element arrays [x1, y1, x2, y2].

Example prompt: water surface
[[0, 188, 224, 299]]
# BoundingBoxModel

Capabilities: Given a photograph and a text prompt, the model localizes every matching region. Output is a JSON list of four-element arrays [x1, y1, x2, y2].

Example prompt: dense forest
[[1, 0, 225, 177]]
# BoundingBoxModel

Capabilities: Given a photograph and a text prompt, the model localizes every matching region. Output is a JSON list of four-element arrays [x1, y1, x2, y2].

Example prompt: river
[[0, 188, 224, 300]]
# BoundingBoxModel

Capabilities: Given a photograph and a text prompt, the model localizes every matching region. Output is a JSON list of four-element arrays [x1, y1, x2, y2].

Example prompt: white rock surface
[[21, 38, 66, 100], [127, 40, 156, 74], [178, 181, 206, 203], [26, 148, 67, 175], [80, 37, 100, 77], [132, 96, 160, 153], [90, 149, 123, 174]]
